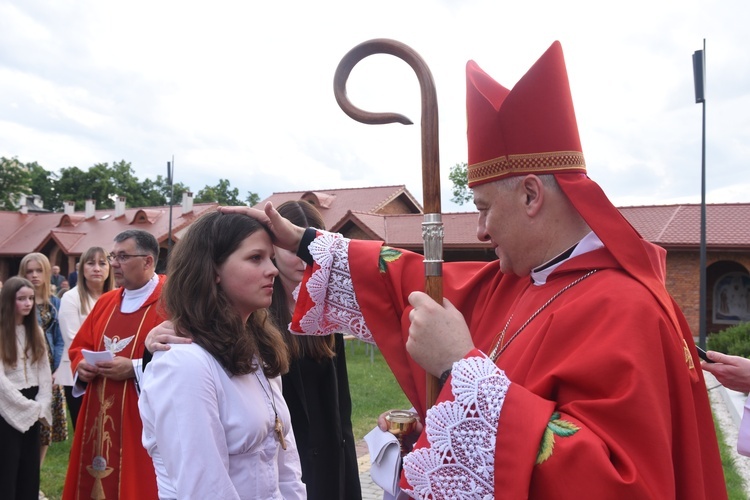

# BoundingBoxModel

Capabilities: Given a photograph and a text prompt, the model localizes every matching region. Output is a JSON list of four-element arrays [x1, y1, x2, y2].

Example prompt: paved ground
[[356, 439, 383, 499], [355, 374, 750, 498]]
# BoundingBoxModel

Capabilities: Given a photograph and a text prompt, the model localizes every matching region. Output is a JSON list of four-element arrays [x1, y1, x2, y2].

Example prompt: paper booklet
[[82, 349, 115, 365]]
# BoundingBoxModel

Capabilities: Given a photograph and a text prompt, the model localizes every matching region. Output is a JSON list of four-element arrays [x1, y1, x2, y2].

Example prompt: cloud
[[0, 0, 748, 216]]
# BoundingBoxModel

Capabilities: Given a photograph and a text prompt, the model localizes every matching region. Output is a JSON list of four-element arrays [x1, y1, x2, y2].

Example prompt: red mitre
[[466, 41, 585, 186], [465, 41, 693, 350]]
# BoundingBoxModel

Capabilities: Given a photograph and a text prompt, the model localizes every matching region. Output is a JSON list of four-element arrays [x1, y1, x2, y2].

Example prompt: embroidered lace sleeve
[[294, 231, 374, 342], [402, 354, 510, 499]]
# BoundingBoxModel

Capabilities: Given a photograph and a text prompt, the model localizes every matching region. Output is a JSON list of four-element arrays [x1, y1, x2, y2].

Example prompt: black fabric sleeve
[[296, 227, 317, 265]]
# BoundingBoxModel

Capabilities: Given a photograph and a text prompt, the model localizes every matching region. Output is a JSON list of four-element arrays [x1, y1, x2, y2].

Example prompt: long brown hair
[[162, 210, 289, 377], [271, 200, 335, 361], [0, 277, 46, 365], [76, 246, 115, 315]]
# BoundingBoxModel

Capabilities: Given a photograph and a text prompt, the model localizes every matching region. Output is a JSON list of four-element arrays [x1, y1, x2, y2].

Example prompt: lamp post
[[167, 156, 175, 256], [692, 40, 707, 348]]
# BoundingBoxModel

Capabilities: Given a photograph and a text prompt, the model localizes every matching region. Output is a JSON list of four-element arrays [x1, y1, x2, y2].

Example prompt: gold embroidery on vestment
[[683, 340, 695, 370]]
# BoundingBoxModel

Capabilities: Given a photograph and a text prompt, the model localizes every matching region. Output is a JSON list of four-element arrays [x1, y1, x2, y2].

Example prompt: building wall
[[341, 225, 374, 241], [376, 197, 415, 215], [667, 250, 750, 336]]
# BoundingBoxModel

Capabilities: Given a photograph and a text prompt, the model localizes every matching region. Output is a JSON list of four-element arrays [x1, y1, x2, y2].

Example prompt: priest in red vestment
[[223, 41, 727, 499], [63, 230, 165, 500]]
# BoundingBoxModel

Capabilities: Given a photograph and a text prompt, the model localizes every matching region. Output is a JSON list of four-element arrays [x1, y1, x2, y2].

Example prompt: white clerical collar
[[530, 232, 603, 286], [121, 273, 158, 313]]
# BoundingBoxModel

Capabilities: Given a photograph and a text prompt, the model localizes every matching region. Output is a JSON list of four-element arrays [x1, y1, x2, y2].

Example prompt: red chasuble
[[293, 237, 727, 499], [63, 276, 166, 500]]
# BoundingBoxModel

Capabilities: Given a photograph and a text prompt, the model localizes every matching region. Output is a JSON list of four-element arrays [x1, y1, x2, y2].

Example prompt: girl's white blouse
[[57, 287, 93, 386], [0, 325, 53, 432], [139, 344, 306, 500]]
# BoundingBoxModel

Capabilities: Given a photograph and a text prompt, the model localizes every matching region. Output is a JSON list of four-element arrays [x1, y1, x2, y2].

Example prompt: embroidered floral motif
[[298, 231, 374, 343], [378, 246, 403, 273], [402, 355, 510, 499], [536, 412, 580, 465]]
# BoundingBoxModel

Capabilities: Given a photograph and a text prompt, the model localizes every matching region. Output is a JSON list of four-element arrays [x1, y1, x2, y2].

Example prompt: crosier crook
[[333, 38, 444, 409]]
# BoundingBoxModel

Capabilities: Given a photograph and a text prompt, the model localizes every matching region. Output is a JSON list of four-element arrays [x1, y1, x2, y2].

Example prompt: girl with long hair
[[18, 253, 67, 467], [57, 247, 114, 428], [271, 201, 361, 500], [138, 211, 305, 499], [0, 277, 52, 500]]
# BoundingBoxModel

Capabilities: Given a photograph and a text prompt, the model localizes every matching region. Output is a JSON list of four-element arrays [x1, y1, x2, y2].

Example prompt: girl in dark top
[[270, 201, 361, 500]]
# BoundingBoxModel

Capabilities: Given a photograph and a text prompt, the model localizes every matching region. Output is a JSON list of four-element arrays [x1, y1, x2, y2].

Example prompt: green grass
[[345, 340, 411, 439], [39, 348, 749, 498], [40, 413, 73, 500], [715, 410, 749, 499]]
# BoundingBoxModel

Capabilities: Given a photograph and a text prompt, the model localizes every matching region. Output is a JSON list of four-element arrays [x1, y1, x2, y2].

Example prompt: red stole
[[71, 304, 155, 499]]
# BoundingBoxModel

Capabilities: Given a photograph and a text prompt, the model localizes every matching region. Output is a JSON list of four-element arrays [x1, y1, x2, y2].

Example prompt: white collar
[[530, 232, 603, 286], [121, 273, 158, 313]]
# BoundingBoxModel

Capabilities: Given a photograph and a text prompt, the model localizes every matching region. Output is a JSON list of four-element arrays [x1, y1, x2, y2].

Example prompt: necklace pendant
[[274, 416, 287, 450]]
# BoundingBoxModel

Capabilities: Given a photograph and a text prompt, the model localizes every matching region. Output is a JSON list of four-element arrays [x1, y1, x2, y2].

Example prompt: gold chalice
[[385, 409, 419, 456], [86, 461, 114, 500]]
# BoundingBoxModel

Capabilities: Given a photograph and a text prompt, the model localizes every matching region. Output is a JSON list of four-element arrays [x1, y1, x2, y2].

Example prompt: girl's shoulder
[[152, 343, 212, 369], [49, 294, 61, 309]]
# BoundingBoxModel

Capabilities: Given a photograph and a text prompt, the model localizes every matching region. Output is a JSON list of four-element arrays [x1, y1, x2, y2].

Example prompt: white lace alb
[[297, 233, 511, 499], [403, 355, 509, 499], [297, 232, 373, 342]]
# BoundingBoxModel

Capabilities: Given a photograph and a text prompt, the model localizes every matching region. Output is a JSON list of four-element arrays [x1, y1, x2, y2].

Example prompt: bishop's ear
[[521, 175, 545, 216]]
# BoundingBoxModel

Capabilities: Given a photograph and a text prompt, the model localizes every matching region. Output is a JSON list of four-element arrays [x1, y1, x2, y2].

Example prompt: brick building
[[2, 185, 748, 338], [260, 188, 750, 338]]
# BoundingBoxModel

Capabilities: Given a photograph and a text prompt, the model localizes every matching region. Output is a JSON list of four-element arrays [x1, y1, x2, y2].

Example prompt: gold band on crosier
[[468, 151, 586, 186]]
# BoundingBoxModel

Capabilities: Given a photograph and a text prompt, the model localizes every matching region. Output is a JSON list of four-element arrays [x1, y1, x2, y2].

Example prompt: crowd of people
[[0, 40, 743, 499]]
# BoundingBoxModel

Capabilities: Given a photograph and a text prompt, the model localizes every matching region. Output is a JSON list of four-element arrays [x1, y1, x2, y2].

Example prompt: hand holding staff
[[333, 39, 444, 409]]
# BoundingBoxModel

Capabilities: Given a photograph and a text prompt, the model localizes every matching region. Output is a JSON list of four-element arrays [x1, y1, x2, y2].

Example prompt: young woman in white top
[[0, 277, 52, 500], [18, 253, 66, 467], [139, 211, 306, 499], [56, 246, 114, 429]]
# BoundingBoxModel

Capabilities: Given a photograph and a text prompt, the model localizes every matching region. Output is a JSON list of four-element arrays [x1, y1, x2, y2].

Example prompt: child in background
[[0, 277, 52, 500]]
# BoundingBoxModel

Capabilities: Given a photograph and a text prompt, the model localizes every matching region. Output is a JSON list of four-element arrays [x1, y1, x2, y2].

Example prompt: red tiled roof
[[0, 203, 218, 257], [2, 187, 746, 263], [340, 203, 750, 249], [339, 211, 491, 248], [619, 203, 750, 248], [256, 185, 423, 232]]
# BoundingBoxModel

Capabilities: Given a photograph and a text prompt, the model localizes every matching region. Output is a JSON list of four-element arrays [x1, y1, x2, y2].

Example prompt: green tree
[[57, 164, 111, 210], [55, 160, 163, 210], [139, 177, 167, 207], [449, 162, 473, 205], [0, 156, 31, 210], [110, 160, 145, 206], [195, 178, 246, 205], [27, 162, 61, 211], [246, 191, 260, 206]]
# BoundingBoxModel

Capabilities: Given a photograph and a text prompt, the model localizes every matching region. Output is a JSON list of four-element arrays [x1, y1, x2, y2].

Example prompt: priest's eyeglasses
[[107, 253, 148, 264]]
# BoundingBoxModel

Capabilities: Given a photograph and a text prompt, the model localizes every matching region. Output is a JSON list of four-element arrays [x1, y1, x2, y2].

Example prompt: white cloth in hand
[[364, 426, 402, 496]]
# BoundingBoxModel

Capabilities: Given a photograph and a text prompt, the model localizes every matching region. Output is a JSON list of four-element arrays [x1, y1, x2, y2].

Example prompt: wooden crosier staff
[[333, 38, 443, 409]]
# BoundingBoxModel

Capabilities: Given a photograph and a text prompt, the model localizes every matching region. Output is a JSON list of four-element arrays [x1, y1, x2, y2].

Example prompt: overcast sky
[[1, 0, 748, 213]]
